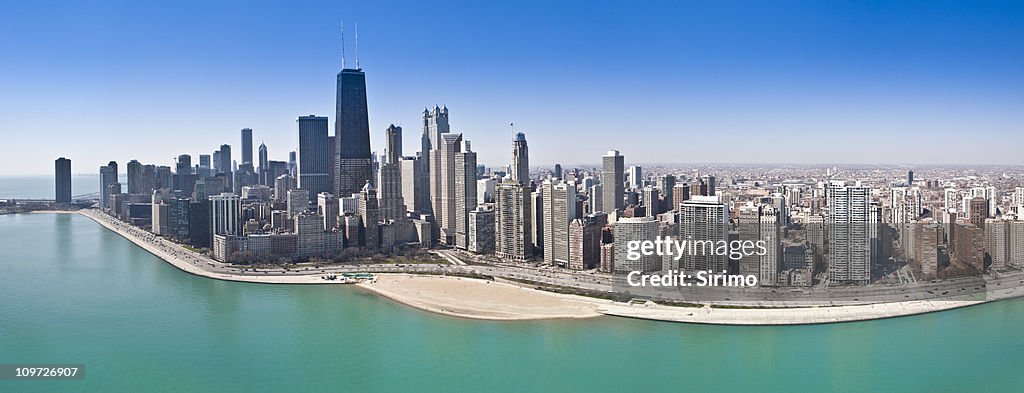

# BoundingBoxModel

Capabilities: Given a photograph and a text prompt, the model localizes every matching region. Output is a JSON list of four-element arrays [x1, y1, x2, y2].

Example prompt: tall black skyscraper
[[55, 157, 71, 203], [240, 128, 253, 165], [217, 144, 232, 192], [298, 115, 331, 201], [334, 66, 371, 197]]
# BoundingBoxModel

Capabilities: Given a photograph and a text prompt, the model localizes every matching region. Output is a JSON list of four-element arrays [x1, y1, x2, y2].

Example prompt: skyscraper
[[210, 192, 241, 236], [241, 128, 253, 165], [378, 125, 408, 222], [217, 144, 232, 191], [759, 206, 781, 286], [431, 133, 473, 245], [828, 185, 872, 284], [55, 157, 71, 203], [400, 156, 423, 214], [568, 212, 606, 271], [453, 140, 478, 249], [174, 154, 195, 193], [496, 181, 532, 262], [258, 143, 269, 185], [628, 165, 643, 189], [385, 124, 402, 165], [601, 150, 624, 213], [99, 161, 118, 210], [679, 196, 729, 272], [542, 179, 578, 266], [511, 132, 529, 186], [614, 216, 660, 273], [297, 115, 331, 201], [334, 64, 372, 198], [421, 105, 449, 217], [358, 182, 380, 250]]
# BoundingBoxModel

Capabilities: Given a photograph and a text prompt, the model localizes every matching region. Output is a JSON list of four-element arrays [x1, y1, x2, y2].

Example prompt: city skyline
[[4, 1, 1024, 176]]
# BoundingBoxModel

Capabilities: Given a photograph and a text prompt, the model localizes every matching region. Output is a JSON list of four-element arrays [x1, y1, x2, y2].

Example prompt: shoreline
[[77, 209, 343, 285], [61, 210, 1024, 325]]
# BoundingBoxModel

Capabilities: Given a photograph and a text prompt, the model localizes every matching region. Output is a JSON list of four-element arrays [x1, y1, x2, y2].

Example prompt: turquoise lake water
[[2, 212, 1023, 392]]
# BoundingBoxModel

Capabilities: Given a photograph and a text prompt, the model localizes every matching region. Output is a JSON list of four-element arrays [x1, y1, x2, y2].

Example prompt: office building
[[297, 115, 331, 201], [420, 105, 449, 218], [210, 193, 241, 236], [628, 165, 642, 189], [334, 66, 372, 198], [378, 124, 408, 222]]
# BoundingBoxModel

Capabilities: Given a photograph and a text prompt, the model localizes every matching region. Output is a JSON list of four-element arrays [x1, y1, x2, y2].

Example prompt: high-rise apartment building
[[400, 156, 422, 214], [358, 182, 380, 250], [468, 205, 495, 254], [759, 206, 781, 286], [568, 212, 606, 271], [55, 157, 71, 203], [318, 192, 339, 232], [601, 150, 624, 213], [828, 185, 872, 284], [614, 216, 660, 273], [495, 182, 532, 261], [99, 161, 118, 210], [985, 219, 1011, 270], [679, 196, 729, 272], [511, 132, 529, 186], [453, 141, 477, 249], [542, 179, 578, 266]]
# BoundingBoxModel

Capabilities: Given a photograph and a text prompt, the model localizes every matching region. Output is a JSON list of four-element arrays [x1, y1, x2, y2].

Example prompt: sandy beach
[[357, 274, 604, 320]]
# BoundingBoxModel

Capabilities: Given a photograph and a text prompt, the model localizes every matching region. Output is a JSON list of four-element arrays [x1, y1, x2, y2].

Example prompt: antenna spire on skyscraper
[[355, 22, 360, 69], [341, 19, 346, 69]]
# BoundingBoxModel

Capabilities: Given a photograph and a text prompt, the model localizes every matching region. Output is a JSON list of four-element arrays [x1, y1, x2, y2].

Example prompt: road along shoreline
[[67, 210, 1024, 324]]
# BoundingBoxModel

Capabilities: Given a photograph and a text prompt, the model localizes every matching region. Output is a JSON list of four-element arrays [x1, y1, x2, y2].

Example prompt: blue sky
[[2, 0, 1023, 175]]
